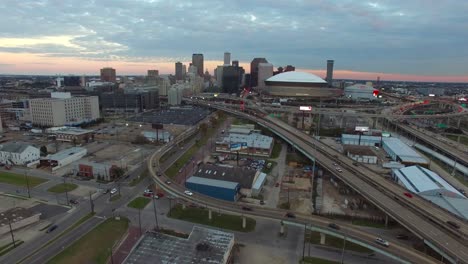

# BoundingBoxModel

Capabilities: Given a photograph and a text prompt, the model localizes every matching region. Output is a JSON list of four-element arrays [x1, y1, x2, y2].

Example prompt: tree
[[199, 123, 208, 136], [40, 146, 48, 157], [132, 135, 150, 144], [111, 166, 125, 180]]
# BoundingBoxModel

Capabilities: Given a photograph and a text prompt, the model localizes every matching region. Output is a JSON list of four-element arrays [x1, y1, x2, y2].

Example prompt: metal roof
[[194, 164, 256, 188], [186, 176, 240, 190], [266, 71, 327, 84], [393, 166, 464, 197], [124, 226, 234, 264], [219, 133, 273, 150], [0, 142, 35, 154], [45, 147, 87, 161], [383, 137, 428, 164], [252, 172, 267, 191]]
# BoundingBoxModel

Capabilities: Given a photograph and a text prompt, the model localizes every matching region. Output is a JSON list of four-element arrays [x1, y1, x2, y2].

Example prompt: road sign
[[152, 123, 163, 129], [299, 106, 312, 111], [230, 142, 247, 151]]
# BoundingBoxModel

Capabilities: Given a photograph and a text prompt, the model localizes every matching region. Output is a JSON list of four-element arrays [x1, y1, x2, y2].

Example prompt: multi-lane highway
[[183, 101, 468, 263], [149, 130, 439, 264]]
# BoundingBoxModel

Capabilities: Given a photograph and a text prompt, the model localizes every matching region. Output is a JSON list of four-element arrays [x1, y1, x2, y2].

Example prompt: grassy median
[[127, 197, 151, 209], [300, 256, 339, 264], [0, 172, 47, 187], [47, 217, 129, 264], [168, 204, 256, 232], [306, 231, 372, 253]]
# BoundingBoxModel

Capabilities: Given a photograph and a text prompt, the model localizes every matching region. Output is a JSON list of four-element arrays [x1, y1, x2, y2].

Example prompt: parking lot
[[129, 107, 211, 126]]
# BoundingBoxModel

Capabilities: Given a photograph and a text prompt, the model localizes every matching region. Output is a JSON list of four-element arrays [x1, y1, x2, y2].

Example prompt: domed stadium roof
[[266, 71, 327, 84]]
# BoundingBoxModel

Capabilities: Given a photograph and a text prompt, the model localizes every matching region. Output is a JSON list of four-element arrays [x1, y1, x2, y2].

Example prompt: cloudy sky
[[0, 0, 467, 82]]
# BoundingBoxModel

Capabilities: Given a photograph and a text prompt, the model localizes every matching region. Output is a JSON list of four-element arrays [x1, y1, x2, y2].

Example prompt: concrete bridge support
[[280, 222, 285, 235], [457, 118, 461, 128], [242, 216, 246, 229], [320, 233, 326, 245], [208, 209, 212, 220], [372, 117, 377, 129], [182, 203, 186, 210], [385, 215, 389, 228]]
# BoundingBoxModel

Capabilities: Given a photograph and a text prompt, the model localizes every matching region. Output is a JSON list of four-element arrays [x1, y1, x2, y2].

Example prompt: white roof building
[[0, 142, 40, 165], [392, 165, 467, 219], [266, 71, 327, 84]]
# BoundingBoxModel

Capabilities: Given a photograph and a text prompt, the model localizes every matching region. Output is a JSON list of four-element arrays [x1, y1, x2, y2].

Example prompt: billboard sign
[[299, 106, 312, 111], [355, 126, 369, 132], [152, 123, 163, 129], [230, 142, 247, 151]]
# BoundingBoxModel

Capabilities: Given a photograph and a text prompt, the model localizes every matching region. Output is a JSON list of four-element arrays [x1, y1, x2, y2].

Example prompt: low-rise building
[[382, 137, 428, 167], [216, 132, 274, 157], [40, 147, 87, 171], [124, 226, 234, 264], [186, 176, 240, 202], [74, 161, 118, 181], [344, 145, 378, 164], [0, 142, 40, 165], [48, 127, 95, 144]]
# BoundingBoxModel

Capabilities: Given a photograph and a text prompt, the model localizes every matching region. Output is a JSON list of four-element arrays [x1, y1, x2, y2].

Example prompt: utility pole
[[340, 233, 347, 264], [89, 191, 95, 214], [302, 224, 306, 261], [8, 217, 16, 247], [152, 195, 159, 230], [24, 170, 31, 198], [138, 208, 142, 236], [64, 178, 70, 206], [109, 247, 114, 264], [118, 182, 121, 196]]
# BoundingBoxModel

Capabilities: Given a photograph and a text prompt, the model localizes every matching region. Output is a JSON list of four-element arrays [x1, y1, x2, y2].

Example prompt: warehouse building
[[48, 127, 95, 144], [382, 137, 428, 167], [344, 84, 379, 101], [343, 145, 377, 164], [124, 226, 234, 264], [40, 147, 87, 171], [392, 166, 467, 219], [74, 161, 119, 181], [185, 176, 240, 201], [341, 134, 381, 146], [216, 133, 274, 157]]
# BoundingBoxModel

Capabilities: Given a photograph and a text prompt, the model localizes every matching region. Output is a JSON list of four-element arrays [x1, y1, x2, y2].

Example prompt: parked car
[[328, 223, 340, 230], [396, 234, 409, 240], [144, 189, 153, 194], [157, 192, 164, 198], [184, 190, 193, 196], [46, 225, 58, 233], [241, 206, 253, 211], [110, 188, 117, 194], [103, 189, 109, 194], [352, 162, 359, 166], [375, 237, 389, 247], [69, 199, 79, 205], [143, 192, 153, 197], [403, 192, 413, 198], [165, 180, 172, 185], [285, 212, 296, 218], [446, 220, 460, 229], [259, 200, 265, 205]]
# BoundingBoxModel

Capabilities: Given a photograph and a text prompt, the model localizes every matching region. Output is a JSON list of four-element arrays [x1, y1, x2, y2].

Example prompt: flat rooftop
[[383, 137, 428, 164], [218, 133, 273, 150], [124, 226, 234, 264], [186, 176, 240, 190], [343, 145, 376, 156], [45, 147, 87, 161], [194, 164, 257, 188], [128, 106, 211, 126], [54, 127, 94, 135]]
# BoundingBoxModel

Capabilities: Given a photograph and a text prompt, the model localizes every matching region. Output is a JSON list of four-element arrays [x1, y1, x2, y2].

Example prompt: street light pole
[[340, 232, 347, 264], [138, 208, 142, 236], [24, 170, 31, 198], [63, 178, 69, 206], [7, 217, 16, 247]]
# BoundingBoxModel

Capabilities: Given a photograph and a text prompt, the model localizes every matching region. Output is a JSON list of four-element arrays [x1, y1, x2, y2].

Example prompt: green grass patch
[[271, 141, 282, 159], [127, 197, 151, 209], [168, 204, 256, 232], [306, 231, 372, 253], [47, 183, 78, 193], [352, 219, 387, 229], [278, 202, 290, 210], [0, 172, 47, 187], [110, 194, 121, 202], [0, 240, 24, 256], [300, 256, 340, 264], [232, 118, 254, 126], [129, 169, 148, 187], [47, 217, 129, 264]]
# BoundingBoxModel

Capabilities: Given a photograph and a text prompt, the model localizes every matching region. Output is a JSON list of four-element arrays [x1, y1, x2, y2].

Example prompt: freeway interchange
[[149, 101, 468, 264]]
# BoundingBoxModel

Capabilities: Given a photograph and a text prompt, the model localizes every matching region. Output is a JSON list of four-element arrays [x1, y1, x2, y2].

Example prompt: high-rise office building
[[192, 54, 204, 77], [257, 63, 273, 88], [232, 60, 239, 67], [100, 67, 116, 82], [148, 70, 159, 77], [182, 64, 187, 78], [224, 52, 231, 65], [222, 66, 242, 94], [175, 62, 183, 80], [250, 58, 268, 87], [63, 76, 81, 87], [326, 60, 334, 87]]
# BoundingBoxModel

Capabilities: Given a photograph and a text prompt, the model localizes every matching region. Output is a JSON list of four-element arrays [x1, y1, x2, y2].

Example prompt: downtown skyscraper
[[192, 53, 204, 77]]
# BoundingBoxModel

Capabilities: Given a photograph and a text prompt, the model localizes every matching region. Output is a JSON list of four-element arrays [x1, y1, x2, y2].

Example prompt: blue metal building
[[185, 176, 240, 201]]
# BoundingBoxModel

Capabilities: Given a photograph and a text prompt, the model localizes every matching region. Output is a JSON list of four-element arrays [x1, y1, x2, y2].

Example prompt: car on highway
[[184, 190, 193, 196], [328, 223, 340, 230], [332, 163, 337, 166], [241, 206, 252, 211], [110, 188, 117, 194], [157, 172, 162, 177], [352, 162, 359, 166], [285, 212, 296, 218], [403, 192, 413, 198], [46, 225, 58, 233], [69, 199, 79, 205], [375, 237, 389, 247], [165, 180, 172, 185]]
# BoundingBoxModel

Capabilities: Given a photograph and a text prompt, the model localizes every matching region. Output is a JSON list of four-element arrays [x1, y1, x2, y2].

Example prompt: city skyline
[[0, 1, 467, 82]]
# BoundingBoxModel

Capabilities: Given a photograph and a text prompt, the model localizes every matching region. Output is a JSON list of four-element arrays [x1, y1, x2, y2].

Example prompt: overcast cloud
[[0, 0, 467, 76]]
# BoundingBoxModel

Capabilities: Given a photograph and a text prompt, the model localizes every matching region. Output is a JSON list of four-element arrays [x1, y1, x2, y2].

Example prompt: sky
[[0, 0, 467, 82]]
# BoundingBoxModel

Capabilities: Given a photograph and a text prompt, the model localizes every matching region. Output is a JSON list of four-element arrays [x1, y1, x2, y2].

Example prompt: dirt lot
[[277, 165, 313, 214]]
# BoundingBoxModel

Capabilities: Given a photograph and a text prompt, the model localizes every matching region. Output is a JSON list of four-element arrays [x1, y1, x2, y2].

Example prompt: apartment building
[[29, 92, 100, 127]]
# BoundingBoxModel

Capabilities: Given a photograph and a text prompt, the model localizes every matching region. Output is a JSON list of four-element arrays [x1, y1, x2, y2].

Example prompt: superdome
[[265, 71, 327, 84], [263, 71, 341, 98]]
